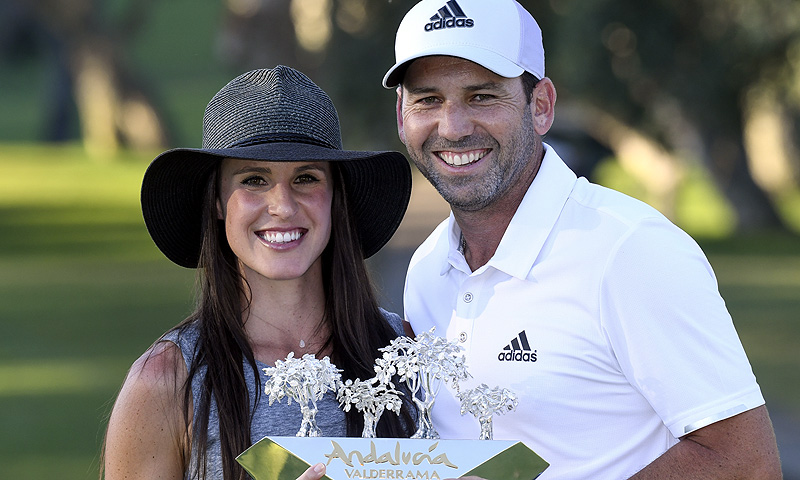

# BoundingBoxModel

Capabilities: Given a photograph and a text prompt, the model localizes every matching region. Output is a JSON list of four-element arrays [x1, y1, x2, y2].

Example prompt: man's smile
[[436, 148, 490, 167]]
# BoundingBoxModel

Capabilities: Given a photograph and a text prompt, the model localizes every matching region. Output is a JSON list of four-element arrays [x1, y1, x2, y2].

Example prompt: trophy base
[[237, 437, 548, 480]]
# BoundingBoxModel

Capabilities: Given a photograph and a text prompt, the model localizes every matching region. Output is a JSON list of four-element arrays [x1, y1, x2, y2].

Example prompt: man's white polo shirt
[[403, 144, 765, 479]]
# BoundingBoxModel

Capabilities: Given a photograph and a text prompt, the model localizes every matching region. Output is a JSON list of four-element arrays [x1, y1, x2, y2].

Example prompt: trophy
[[458, 384, 518, 440], [237, 328, 548, 480], [337, 377, 403, 438], [373, 328, 470, 439], [263, 353, 342, 437]]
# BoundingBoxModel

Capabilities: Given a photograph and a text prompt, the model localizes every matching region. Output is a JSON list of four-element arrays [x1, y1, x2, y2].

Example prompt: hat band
[[226, 132, 339, 150]]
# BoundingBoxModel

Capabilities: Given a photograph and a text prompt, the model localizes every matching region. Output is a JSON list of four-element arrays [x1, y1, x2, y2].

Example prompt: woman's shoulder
[[125, 340, 188, 395], [379, 308, 405, 337]]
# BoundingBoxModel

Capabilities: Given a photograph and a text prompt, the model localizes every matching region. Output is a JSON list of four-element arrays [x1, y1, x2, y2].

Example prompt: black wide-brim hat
[[141, 66, 411, 268]]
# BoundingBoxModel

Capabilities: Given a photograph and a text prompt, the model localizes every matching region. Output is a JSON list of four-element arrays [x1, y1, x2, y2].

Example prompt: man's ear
[[396, 87, 407, 145], [532, 77, 557, 135]]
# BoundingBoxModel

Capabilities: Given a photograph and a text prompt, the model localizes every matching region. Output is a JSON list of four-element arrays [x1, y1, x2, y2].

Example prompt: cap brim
[[382, 46, 525, 88], [141, 143, 411, 267]]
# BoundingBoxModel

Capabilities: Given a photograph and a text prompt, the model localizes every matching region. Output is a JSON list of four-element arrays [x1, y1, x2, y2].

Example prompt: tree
[[10, 0, 171, 156], [337, 377, 403, 438], [263, 353, 342, 437], [375, 328, 470, 440], [533, 0, 800, 231], [458, 384, 518, 441]]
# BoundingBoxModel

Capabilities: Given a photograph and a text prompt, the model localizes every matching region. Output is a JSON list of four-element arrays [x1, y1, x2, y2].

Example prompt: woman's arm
[[104, 341, 189, 479]]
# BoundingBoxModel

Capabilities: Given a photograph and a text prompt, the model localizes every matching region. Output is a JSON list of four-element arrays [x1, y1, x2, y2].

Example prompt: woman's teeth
[[258, 230, 303, 243]]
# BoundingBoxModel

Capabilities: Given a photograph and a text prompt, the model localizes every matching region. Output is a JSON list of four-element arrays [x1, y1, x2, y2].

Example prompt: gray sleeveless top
[[163, 310, 405, 479]]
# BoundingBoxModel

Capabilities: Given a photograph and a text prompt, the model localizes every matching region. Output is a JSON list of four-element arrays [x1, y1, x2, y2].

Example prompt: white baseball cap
[[382, 0, 545, 88]]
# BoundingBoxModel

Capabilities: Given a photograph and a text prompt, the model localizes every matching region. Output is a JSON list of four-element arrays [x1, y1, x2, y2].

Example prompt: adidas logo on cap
[[498, 330, 537, 362], [425, 0, 474, 31]]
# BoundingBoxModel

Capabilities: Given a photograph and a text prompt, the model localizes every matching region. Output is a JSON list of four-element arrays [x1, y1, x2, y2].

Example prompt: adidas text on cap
[[382, 0, 545, 88]]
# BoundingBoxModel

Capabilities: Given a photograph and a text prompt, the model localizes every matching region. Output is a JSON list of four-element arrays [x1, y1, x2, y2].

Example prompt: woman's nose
[[266, 184, 298, 218]]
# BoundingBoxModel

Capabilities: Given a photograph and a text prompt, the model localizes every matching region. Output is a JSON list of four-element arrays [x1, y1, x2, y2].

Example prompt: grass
[[0, 144, 798, 479], [0, 144, 196, 479], [704, 245, 800, 407]]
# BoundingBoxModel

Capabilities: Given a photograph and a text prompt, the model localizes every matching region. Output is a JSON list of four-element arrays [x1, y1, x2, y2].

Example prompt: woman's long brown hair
[[175, 163, 415, 479]]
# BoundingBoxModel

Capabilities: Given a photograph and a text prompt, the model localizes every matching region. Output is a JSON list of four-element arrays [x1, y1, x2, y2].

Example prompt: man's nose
[[438, 102, 475, 141]]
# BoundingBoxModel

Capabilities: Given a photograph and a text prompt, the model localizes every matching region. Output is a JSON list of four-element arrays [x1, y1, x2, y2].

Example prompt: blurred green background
[[1, 0, 799, 478]]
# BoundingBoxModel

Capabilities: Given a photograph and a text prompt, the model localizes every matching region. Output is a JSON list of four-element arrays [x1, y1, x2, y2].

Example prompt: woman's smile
[[218, 158, 333, 282], [255, 228, 306, 247]]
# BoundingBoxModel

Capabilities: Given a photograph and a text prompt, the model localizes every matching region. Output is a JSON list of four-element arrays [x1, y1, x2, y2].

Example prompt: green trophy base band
[[237, 438, 547, 480], [463, 442, 549, 479], [238, 438, 329, 480]]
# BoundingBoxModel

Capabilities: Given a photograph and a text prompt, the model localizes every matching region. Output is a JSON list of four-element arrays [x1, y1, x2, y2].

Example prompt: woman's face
[[217, 159, 333, 284]]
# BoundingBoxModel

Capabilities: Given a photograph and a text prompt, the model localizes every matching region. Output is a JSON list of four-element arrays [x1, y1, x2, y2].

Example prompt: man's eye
[[473, 94, 495, 102], [418, 96, 440, 105]]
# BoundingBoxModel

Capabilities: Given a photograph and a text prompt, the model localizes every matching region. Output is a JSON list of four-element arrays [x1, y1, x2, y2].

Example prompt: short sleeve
[[599, 218, 764, 437]]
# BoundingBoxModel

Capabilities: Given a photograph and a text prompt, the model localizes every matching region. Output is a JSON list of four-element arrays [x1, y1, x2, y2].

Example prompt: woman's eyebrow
[[232, 165, 270, 175], [294, 164, 328, 174]]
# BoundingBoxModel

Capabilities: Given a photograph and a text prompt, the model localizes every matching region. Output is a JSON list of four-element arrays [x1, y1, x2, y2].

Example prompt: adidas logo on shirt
[[498, 330, 537, 362], [425, 0, 474, 31]]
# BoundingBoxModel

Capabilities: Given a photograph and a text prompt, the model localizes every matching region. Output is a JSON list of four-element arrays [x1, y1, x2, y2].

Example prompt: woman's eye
[[241, 175, 267, 186], [295, 174, 319, 184]]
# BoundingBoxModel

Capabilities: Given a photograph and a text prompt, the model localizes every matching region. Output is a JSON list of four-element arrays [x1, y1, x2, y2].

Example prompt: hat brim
[[141, 142, 411, 267], [382, 45, 525, 88]]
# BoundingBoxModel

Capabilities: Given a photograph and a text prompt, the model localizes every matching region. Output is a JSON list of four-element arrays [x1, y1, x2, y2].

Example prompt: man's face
[[396, 56, 542, 212]]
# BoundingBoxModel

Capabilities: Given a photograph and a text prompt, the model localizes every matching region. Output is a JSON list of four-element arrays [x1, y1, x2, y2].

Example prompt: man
[[383, 0, 782, 478]]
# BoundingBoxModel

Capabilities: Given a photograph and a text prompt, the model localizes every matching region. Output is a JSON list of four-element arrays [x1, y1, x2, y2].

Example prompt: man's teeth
[[440, 150, 486, 166], [259, 230, 302, 243]]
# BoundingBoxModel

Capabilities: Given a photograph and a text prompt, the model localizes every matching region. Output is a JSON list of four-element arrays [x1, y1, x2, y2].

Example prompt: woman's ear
[[532, 77, 557, 135], [216, 198, 224, 220]]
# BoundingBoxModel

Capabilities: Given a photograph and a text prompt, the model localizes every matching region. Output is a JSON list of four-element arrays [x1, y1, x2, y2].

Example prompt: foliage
[[337, 377, 403, 438], [375, 327, 470, 439], [458, 384, 519, 440], [375, 328, 470, 399], [263, 353, 342, 437], [0, 146, 797, 478], [263, 353, 342, 407], [532, 0, 800, 229], [3, 0, 800, 229], [458, 384, 518, 420]]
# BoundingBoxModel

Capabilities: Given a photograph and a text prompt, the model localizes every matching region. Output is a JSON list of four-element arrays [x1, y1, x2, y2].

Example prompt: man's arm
[[630, 405, 781, 479]]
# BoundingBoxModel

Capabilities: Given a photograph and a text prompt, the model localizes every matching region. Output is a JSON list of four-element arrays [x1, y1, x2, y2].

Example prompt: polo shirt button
[[463, 292, 473, 303], [459, 332, 468, 343]]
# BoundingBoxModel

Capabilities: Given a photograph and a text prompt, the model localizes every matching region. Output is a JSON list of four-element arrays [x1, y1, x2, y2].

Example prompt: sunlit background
[[1, 0, 799, 478]]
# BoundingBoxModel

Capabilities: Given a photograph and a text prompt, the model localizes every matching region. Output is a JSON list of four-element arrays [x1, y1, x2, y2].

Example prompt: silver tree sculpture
[[458, 383, 518, 440], [337, 377, 403, 438], [263, 353, 342, 437], [375, 328, 470, 439]]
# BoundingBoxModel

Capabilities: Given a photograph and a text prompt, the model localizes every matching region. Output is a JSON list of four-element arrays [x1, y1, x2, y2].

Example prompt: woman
[[102, 66, 416, 479]]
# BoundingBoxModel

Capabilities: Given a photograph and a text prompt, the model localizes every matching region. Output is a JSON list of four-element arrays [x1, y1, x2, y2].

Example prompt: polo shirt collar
[[441, 143, 577, 278]]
